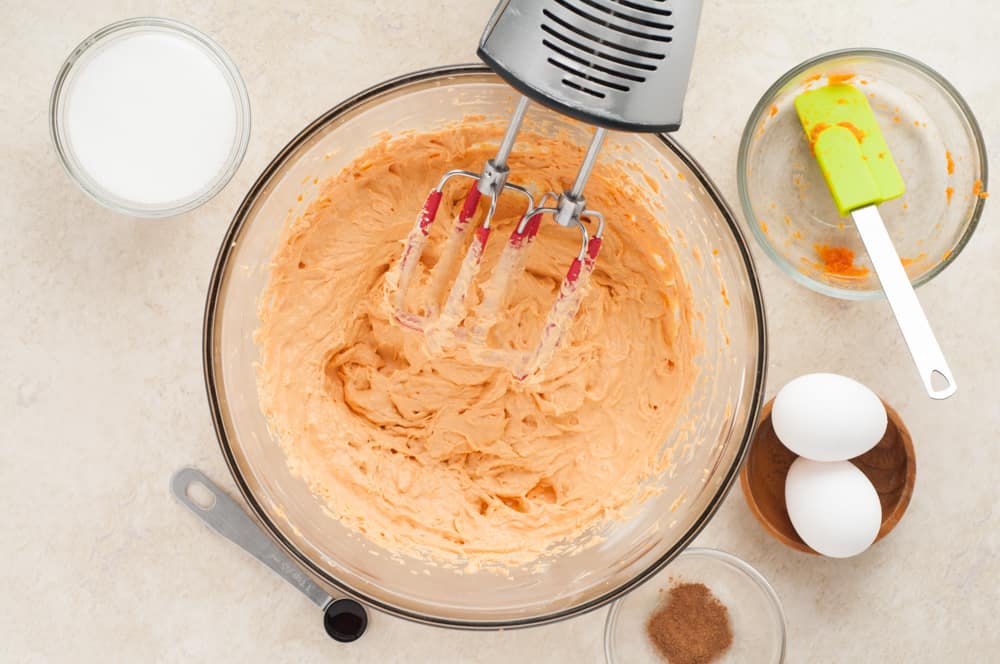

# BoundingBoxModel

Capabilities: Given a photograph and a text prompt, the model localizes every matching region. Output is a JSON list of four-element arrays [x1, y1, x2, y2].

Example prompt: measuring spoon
[[171, 467, 368, 642]]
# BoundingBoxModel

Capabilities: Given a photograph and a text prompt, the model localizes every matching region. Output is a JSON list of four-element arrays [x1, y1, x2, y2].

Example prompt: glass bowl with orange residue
[[738, 48, 987, 300]]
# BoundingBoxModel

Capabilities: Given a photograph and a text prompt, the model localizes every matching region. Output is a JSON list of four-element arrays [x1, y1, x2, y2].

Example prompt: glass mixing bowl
[[204, 65, 766, 628], [738, 49, 987, 300]]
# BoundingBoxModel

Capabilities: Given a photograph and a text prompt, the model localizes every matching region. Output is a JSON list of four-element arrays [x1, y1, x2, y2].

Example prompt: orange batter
[[254, 124, 698, 561], [815, 244, 869, 277]]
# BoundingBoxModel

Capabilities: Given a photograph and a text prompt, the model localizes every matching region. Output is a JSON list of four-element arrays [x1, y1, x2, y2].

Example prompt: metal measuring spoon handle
[[170, 467, 368, 642]]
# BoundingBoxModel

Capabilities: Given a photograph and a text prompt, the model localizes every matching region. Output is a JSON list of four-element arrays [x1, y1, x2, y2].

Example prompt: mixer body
[[391, 0, 703, 377], [478, 0, 702, 132]]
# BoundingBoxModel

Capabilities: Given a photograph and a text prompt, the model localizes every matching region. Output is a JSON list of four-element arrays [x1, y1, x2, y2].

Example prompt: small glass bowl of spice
[[604, 548, 786, 664], [738, 49, 987, 300]]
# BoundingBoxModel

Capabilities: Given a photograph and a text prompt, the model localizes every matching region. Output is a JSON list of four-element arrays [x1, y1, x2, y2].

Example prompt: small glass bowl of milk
[[49, 17, 251, 218]]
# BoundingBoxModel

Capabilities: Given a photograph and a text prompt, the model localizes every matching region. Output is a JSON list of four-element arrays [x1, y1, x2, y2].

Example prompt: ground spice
[[646, 582, 734, 664]]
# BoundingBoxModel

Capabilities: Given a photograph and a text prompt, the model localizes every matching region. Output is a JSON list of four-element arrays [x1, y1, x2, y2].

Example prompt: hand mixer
[[391, 0, 703, 378]]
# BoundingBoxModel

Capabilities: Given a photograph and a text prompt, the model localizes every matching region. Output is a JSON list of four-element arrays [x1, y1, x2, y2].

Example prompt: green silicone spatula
[[796, 84, 956, 399]]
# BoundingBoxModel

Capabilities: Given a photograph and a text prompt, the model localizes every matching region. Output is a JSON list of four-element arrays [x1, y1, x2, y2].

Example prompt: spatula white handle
[[851, 205, 956, 399]]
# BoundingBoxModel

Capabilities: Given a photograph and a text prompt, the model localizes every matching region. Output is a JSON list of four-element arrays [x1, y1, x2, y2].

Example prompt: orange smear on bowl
[[946, 186, 954, 204], [946, 151, 954, 175], [769, 105, 778, 117], [973, 180, 989, 199], [815, 245, 869, 277], [827, 72, 855, 84], [900, 253, 926, 267]]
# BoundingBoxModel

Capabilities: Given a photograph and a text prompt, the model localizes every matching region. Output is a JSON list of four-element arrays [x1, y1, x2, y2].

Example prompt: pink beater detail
[[390, 104, 608, 379]]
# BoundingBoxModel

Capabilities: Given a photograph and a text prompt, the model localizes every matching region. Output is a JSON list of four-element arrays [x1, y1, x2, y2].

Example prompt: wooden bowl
[[740, 397, 916, 555]]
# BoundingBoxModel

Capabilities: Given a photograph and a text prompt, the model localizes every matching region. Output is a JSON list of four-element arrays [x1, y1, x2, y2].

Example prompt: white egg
[[785, 458, 882, 558], [772, 373, 887, 462]]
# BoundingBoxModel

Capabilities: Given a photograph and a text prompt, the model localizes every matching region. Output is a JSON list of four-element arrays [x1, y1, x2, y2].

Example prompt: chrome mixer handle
[[553, 127, 606, 228]]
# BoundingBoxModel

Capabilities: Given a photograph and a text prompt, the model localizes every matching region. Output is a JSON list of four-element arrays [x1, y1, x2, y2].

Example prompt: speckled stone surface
[[2, 1, 998, 661]]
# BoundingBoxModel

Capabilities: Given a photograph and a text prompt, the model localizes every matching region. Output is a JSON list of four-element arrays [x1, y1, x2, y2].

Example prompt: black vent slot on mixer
[[543, 39, 647, 82], [614, 0, 673, 17], [541, 10, 666, 61], [561, 78, 606, 99], [552, 0, 674, 42], [541, 1, 674, 100], [539, 25, 658, 71], [547, 57, 631, 92]]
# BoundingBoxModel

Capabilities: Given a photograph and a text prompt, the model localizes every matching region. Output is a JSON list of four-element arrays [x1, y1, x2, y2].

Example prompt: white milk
[[64, 31, 238, 207]]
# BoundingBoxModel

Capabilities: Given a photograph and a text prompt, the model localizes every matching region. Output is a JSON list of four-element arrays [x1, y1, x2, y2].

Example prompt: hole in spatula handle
[[928, 369, 956, 400]]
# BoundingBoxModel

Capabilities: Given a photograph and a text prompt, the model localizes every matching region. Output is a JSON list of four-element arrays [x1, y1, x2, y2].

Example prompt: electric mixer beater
[[391, 0, 703, 378]]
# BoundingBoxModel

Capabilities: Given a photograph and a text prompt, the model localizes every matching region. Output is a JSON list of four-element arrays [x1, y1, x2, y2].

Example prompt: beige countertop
[[3, 1, 998, 661]]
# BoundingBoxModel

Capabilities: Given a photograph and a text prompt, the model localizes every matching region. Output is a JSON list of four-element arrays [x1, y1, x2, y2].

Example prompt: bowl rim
[[736, 47, 988, 301], [602, 547, 788, 663], [202, 63, 768, 629], [48, 16, 252, 218]]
